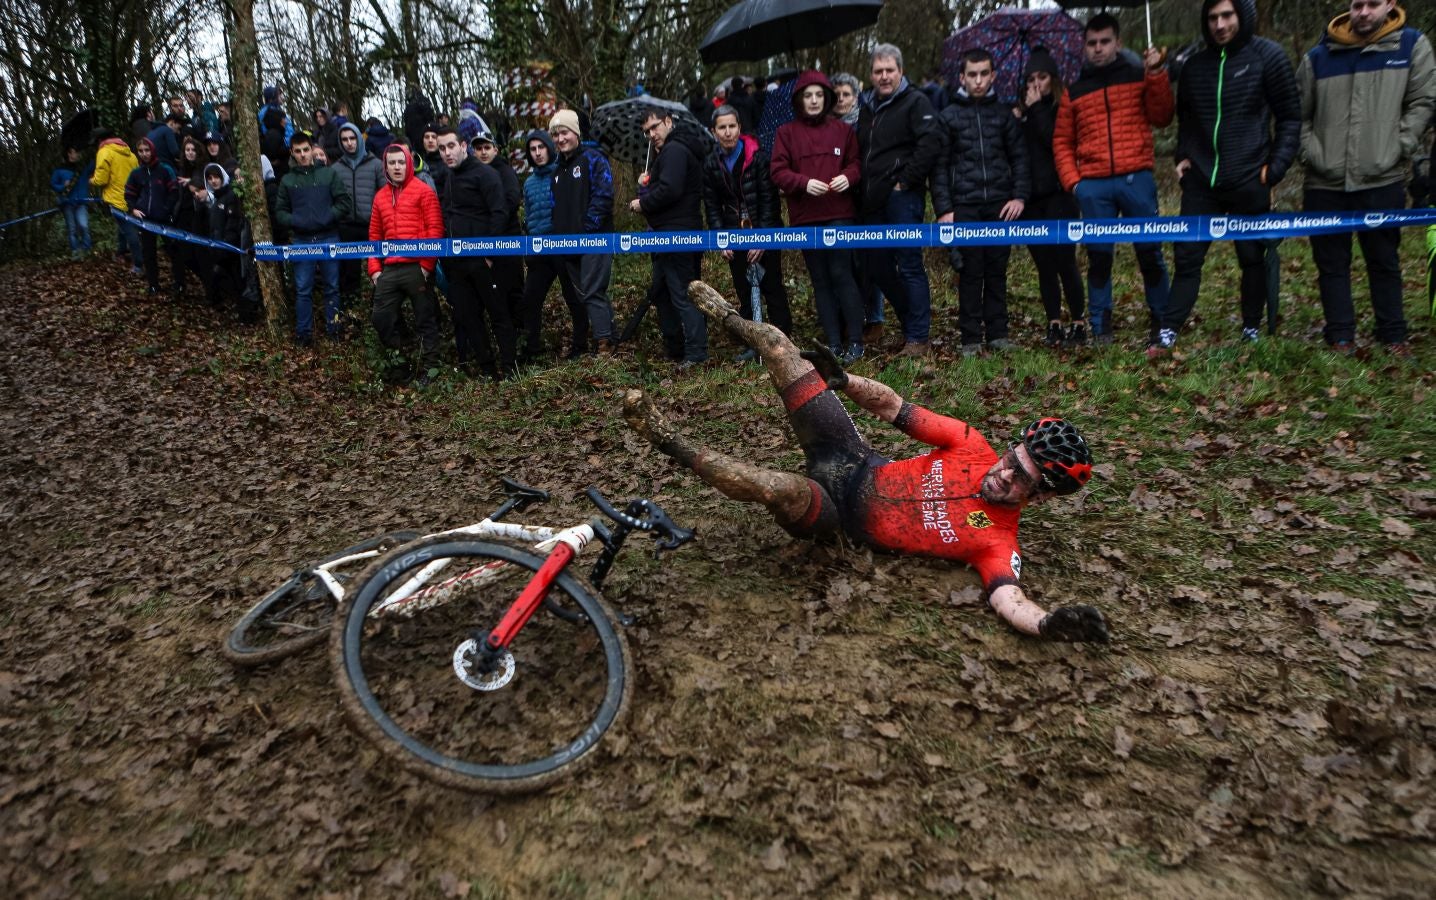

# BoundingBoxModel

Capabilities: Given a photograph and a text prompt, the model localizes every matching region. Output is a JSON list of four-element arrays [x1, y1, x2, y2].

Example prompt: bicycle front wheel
[[223, 530, 420, 667], [331, 537, 632, 793]]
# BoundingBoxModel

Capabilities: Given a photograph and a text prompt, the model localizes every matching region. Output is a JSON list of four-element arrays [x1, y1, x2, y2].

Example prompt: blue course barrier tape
[[109, 207, 243, 255], [0, 207, 62, 231], [251, 208, 1436, 262]]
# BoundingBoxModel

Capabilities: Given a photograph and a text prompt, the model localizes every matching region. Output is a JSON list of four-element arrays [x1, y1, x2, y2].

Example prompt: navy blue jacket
[[123, 147, 178, 223], [552, 146, 614, 233], [147, 123, 181, 167]]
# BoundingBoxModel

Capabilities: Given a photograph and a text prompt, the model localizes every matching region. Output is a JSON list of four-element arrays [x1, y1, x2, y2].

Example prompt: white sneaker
[[1240, 327, 1260, 343]]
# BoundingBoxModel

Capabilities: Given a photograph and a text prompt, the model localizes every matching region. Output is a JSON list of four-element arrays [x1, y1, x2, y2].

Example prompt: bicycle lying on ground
[[225, 478, 695, 793], [222, 479, 555, 666]]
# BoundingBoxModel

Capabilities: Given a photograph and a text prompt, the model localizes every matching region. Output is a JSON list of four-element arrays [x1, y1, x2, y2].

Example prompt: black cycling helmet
[[1017, 418, 1092, 495]]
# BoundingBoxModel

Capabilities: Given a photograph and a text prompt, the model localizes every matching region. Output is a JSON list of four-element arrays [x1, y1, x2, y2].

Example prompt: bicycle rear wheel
[[223, 530, 420, 666], [331, 536, 632, 793]]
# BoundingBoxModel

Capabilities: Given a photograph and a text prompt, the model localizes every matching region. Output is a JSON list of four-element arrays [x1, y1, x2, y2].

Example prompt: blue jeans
[[115, 213, 143, 265], [862, 189, 931, 341], [291, 233, 342, 337], [1073, 171, 1169, 337], [62, 204, 91, 252]]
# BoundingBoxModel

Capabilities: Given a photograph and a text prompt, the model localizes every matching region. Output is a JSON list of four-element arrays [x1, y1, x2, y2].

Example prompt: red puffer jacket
[[770, 70, 862, 225], [1053, 54, 1174, 191], [368, 143, 445, 274]]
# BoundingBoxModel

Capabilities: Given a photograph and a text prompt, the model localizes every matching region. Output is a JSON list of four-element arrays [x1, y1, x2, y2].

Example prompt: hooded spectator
[[518, 129, 575, 361], [124, 137, 180, 294], [198, 162, 257, 322], [365, 118, 393, 158], [90, 127, 141, 268], [772, 70, 865, 360], [335, 121, 387, 299], [369, 142, 446, 385]]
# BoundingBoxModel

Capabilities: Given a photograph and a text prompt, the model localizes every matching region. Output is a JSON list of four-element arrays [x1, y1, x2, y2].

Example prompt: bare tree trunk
[[227, 0, 287, 338]]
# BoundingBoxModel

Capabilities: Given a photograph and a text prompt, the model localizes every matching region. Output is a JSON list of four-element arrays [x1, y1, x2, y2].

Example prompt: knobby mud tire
[[329, 535, 632, 794], [222, 530, 421, 667]]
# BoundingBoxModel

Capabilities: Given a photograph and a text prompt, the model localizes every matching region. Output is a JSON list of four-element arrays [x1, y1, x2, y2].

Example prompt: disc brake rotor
[[452, 639, 515, 692]]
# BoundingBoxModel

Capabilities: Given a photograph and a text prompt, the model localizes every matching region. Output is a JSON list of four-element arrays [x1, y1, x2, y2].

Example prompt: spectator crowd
[[56, 0, 1435, 384]]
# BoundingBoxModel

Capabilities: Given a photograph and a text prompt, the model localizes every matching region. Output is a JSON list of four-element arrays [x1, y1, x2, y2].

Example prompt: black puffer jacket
[[931, 90, 1030, 213], [855, 80, 941, 215], [701, 134, 781, 229], [1175, 0, 1301, 189], [1021, 96, 1064, 199], [432, 155, 508, 238], [638, 126, 706, 231]]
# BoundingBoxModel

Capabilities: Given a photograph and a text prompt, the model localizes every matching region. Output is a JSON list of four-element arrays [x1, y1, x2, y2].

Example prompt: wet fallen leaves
[[1, 259, 1433, 897]]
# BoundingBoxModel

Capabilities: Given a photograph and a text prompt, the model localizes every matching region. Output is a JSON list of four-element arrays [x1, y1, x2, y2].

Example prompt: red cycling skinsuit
[[778, 369, 1023, 593]]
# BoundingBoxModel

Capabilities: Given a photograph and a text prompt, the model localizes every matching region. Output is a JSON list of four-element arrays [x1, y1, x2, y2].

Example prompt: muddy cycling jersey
[[778, 370, 1022, 591], [861, 404, 1022, 591]]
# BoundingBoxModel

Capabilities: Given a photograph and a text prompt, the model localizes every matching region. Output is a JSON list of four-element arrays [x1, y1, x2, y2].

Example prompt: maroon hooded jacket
[[770, 71, 862, 225]]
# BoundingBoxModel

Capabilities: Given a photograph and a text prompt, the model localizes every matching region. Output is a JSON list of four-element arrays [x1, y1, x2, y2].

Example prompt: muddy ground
[[2, 258, 1433, 898]]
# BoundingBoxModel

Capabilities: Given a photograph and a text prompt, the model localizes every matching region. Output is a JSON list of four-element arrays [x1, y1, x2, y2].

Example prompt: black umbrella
[[593, 97, 716, 166], [61, 109, 97, 150], [700, 0, 884, 65]]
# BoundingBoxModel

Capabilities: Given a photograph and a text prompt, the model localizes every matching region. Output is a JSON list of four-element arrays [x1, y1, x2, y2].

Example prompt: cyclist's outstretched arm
[[841, 373, 904, 423], [990, 582, 1109, 642]]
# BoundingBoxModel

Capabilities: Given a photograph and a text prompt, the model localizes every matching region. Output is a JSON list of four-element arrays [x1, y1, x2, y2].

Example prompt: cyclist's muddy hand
[[799, 344, 848, 391], [1039, 605, 1109, 643]]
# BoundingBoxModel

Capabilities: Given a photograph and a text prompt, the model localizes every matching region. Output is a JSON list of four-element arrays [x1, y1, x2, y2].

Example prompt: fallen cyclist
[[624, 280, 1109, 642]]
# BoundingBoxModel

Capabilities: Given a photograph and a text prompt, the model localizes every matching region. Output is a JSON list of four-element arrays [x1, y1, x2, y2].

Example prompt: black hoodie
[[637, 122, 707, 231], [1175, 0, 1301, 190]]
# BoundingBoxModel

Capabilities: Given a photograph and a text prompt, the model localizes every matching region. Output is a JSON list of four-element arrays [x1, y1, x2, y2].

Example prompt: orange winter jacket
[[1053, 54, 1174, 191], [368, 144, 444, 275]]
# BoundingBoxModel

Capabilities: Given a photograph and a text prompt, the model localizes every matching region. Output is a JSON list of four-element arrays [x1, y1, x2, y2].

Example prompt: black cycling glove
[[799, 344, 849, 391], [1038, 605, 1110, 643]]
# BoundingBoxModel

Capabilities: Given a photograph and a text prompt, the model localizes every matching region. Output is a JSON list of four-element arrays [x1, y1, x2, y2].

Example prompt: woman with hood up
[[770, 70, 865, 362], [1015, 48, 1086, 349]]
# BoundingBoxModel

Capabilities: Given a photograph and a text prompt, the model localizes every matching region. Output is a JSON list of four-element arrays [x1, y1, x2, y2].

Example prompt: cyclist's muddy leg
[[624, 389, 811, 524], [690, 281, 806, 390]]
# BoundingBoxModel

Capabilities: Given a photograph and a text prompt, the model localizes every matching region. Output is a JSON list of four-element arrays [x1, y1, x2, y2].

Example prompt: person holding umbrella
[[1052, 13, 1173, 350], [628, 106, 710, 368], [771, 71, 866, 363]]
